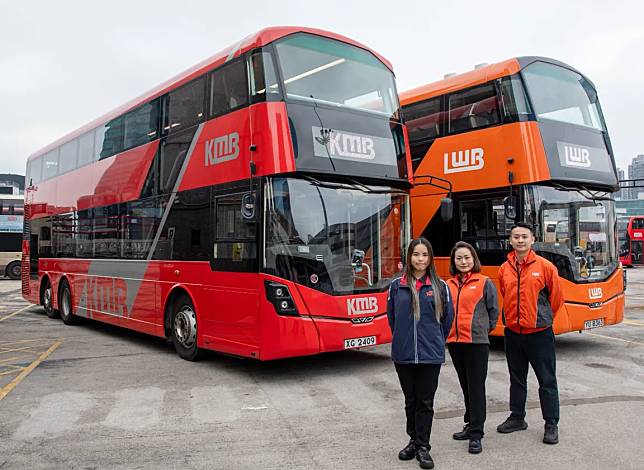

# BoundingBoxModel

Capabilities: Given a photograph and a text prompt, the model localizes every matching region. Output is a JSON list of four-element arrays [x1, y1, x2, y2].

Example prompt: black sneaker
[[398, 439, 416, 460], [452, 424, 470, 440], [416, 446, 434, 469], [496, 416, 528, 433], [468, 439, 482, 454], [543, 424, 559, 444]]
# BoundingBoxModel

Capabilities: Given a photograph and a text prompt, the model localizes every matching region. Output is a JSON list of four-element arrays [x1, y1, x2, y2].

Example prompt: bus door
[[631, 240, 643, 265]]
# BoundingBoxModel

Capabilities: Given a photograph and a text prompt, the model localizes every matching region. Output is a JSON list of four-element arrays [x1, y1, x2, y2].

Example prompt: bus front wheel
[[171, 295, 203, 361]]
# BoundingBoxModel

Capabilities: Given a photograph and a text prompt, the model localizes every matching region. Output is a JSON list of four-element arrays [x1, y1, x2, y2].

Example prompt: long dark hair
[[405, 237, 444, 322], [448, 241, 482, 276]]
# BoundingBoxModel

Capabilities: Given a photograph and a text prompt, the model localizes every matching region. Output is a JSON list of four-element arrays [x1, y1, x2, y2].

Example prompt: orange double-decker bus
[[401, 57, 624, 335]]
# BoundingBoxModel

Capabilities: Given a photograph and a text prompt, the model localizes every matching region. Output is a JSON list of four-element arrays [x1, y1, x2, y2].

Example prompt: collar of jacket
[[448, 272, 483, 287], [507, 249, 536, 267], [400, 274, 432, 287]]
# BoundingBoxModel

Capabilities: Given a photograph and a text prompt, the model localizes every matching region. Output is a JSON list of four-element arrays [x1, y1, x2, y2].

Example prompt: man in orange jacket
[[496, 222, 564, 445]]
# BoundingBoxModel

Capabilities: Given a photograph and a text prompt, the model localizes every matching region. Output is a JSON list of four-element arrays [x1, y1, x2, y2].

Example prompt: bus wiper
[[303, 175, 404, 195], [551, 182, 613, 203], [310, 94, 336, 172]]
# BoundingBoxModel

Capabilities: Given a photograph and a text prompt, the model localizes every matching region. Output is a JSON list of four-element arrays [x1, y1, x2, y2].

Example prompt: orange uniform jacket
[[498, 250, 564, 334], [447, 273, 499, 344]]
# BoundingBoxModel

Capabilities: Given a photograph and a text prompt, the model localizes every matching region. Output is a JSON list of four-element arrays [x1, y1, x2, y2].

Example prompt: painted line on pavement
[[585, 331, 644, 347], [0, 340, 62, 402], [0, 304, 34, 322]]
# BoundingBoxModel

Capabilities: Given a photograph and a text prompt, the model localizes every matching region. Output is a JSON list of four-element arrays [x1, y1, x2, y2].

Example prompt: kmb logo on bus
[[347, 296, 378, 315], [563, 145, 591, 168], [589, 287, 603, 299], [316, 129, 376, 160], [204, 132, 239, 166], [444, 148, 484, 174]]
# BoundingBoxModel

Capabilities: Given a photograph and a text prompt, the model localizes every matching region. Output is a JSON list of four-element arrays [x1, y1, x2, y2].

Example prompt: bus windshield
[[527, 185, 617, 282], [274, 33, 400, 118], [265, 177, 408, 295], [521, 61, 606, 131]]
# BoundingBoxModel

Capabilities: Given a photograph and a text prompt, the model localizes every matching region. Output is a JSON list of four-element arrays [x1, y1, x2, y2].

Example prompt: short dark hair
[[510, 222, 535, 235], [449, 241, 482, 276]]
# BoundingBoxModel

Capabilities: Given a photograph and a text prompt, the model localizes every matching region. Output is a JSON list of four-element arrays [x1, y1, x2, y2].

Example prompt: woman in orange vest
[[446, 241, 499, 455]]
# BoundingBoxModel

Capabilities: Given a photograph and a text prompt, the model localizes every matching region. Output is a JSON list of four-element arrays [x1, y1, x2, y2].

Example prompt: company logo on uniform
[[531, 272, 541, 277], [563, 144, 591, 168], [315, 128, 375, 160], [589, 287, 603, 299], [444, 148, 484, 174], [347, 296, 378, 315], [204, 132, 239, 166]]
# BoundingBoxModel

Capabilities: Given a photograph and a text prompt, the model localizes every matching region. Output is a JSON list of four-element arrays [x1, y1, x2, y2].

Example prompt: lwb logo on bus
[[564, 144, 591, 168], [589, 287, 603, 299], [204, 132, 239, 166], [347, 296, 378, 315], [444, 147, 484, 174]]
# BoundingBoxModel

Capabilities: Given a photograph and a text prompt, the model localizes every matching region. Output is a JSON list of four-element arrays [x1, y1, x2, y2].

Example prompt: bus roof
[[28, 26, 392, 162], [400, 56, 590, 106]]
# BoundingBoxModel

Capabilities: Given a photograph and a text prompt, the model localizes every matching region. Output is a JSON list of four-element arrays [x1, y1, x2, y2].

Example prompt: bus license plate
[[584, 318, 604, 329], [344, 336, 376, 349]]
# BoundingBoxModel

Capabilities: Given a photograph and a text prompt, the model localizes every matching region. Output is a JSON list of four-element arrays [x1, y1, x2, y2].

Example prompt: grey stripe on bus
[[78, 123, 204, 319]]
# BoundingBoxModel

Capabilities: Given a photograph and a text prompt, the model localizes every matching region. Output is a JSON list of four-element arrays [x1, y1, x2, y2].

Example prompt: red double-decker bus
[[22, 27, 411, 360], [618, 216, 644, 267]]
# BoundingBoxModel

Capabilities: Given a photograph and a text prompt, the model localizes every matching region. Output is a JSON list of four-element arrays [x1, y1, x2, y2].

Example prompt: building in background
[[0, 174, 24, 196], [627, 155, 644, 200]]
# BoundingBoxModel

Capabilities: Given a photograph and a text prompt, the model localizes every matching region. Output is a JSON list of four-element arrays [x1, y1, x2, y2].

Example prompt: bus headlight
[[264, 281, 299, 316]]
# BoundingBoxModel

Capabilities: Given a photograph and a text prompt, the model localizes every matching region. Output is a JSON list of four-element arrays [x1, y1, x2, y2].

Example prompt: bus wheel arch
[[58, 277, 77, 325], [165, 288, 203, 361], [6, 261, 21, 280], [40, 275, 59, 319]]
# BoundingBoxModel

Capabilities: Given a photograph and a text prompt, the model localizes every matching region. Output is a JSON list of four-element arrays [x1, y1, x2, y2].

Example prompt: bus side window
[[209, 59, 249, 118], [448, 83, 500, 134], [124, 99, 160, 149], [402, 97, 442, 171], [249, 50, 281, 103], [163, 77, 205, 135]]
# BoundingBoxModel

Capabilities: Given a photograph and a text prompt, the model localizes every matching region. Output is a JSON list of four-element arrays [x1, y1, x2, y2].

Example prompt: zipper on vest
[[455, 281, 464, 341], [514, 263, 522, 333]]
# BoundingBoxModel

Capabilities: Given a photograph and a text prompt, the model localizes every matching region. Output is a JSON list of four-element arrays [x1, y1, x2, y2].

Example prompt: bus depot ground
[[0, 276, 642, 470]]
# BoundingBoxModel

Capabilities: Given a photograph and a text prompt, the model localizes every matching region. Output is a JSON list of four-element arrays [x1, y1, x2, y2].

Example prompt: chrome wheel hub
[[174, 306, 197, 348]]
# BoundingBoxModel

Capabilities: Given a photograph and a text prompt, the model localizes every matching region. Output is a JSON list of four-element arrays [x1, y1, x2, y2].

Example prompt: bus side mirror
[[504, 196, 517, 220], [241, 192, 256, 220], [441, 197, 453, 222]]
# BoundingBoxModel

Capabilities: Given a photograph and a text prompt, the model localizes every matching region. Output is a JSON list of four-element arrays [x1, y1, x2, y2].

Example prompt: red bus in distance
[[618, 216, 644, 267], [23, 27, 411, 360]]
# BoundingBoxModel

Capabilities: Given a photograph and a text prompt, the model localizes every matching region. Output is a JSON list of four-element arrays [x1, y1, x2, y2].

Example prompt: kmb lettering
[[78, 277, 129, 317], [589, 287, 602, 300], [444, 148, 484, 173], [347, 296, 378, 315], [564, 145, 591, 168], [327, 131, 375, 160], [204, 132, 240, 166]]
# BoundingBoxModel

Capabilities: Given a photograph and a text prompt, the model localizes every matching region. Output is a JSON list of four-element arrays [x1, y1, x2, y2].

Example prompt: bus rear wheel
[[41, 279, 59, 319], [6, 261, 21, 280], [171, 295, 203, 361], [59, 280, 78, 325]]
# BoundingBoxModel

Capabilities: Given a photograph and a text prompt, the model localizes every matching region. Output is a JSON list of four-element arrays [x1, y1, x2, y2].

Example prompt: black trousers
[[394, 363, 441, 449], [447, 343, 489, 439], [504, 327, 559, 425]]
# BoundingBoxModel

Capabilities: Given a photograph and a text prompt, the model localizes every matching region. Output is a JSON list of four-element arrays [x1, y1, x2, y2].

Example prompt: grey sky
[[0, 0, 641, 177]]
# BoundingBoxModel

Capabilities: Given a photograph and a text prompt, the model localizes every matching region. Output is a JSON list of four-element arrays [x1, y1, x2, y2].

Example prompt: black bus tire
[[6, 261, 21, 280], [59, 279, 78, 325], [41, 279, 59, 319], [171, 294, 203, 361]]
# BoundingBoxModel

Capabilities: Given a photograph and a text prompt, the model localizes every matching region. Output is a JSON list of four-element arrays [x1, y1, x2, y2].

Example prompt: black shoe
[[416, 446, 434, 469], [398, 439, 416, 460], [497, 416, 528, 433], [468, 439, 482, 454], [543, 424, 559, 444], [452, 424, 470, 440]]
